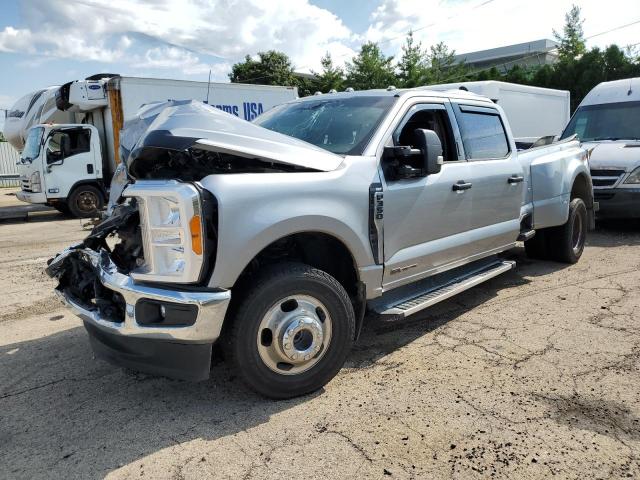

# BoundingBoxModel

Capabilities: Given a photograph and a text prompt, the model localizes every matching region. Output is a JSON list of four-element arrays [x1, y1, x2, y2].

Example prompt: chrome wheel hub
[[257, 295, 332, 375]]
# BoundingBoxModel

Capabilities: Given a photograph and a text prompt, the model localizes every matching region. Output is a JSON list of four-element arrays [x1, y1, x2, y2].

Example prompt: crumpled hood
[[584, 141, 640, 172], [122, 100, 343, 173]]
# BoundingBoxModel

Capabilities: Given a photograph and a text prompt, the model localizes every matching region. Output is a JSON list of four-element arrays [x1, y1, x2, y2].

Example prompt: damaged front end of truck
[[46, 99, 341, 380]]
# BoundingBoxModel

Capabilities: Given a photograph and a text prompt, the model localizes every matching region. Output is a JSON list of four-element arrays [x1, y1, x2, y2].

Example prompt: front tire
[[226, 263, 355, 399], [67, 185, 104, 218], [548, 197, 588, 263]]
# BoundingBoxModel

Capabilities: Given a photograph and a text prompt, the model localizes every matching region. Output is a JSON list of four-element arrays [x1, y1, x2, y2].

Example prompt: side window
[[456, 106, 509, 159], [46, 129, 91, 164], [394, 106, 457, 162], [66, 129, 91, 156]]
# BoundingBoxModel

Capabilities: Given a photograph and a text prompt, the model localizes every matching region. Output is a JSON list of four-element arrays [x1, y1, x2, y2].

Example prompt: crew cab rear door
[[450, 101, 524, 255]]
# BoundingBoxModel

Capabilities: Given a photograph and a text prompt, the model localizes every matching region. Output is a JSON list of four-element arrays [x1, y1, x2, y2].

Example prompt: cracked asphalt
[[1, 211, 639, 479]]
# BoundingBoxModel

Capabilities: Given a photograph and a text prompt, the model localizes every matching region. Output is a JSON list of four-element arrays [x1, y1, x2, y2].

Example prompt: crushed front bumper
[[594, 188, 640, 219], [47, 247, 231, 381]]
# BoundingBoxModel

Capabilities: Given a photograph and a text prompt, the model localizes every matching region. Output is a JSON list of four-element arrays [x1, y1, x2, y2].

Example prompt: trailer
[[8, 74, 298, 217], [424, 81, 570, 146]]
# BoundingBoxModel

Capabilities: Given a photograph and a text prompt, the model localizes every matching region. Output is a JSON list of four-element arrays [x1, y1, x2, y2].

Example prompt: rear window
[[456, 107, 510, 159]]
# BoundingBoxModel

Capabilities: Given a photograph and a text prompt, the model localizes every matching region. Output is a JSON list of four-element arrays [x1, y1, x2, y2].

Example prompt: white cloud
[[0, 0, 357, 73], [0, 0, 638, 80], [365, 0, 640, 58], [134, 46, 231, 78]]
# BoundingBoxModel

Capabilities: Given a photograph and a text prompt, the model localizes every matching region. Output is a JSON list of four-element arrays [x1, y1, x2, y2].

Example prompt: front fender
[[200, 167, 378, 289]]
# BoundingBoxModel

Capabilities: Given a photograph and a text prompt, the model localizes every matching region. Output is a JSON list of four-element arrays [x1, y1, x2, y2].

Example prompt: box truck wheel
[[225, 262, 355, 399], [68, 185, 104, 218]]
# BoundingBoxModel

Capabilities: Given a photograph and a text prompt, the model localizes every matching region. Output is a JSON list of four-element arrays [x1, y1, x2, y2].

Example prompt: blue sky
[[1, 0, 639, 127]]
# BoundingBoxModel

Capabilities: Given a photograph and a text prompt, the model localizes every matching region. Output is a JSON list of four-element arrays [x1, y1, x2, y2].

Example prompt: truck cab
[[16, 124, 106, 217]]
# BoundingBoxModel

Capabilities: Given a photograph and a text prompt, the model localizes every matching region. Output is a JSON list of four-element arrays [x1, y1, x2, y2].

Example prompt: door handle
[[452, 181, 472, 191], [87, 164, 94, 174], [508, 175, 524, 184]]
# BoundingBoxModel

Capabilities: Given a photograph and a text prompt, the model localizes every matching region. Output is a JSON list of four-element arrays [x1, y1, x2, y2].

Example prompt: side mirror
[[413, 128, 443, 175], [383, 129, 443, 180]]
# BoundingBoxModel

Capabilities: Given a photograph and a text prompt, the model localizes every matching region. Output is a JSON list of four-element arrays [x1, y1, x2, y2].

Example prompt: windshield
[[21, 127, 44, 162], [561, 101, 640, 141], [253, 96, 396, 155]]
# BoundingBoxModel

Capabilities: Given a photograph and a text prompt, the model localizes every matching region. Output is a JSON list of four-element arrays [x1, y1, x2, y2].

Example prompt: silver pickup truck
[[47, 88, 594, 399]]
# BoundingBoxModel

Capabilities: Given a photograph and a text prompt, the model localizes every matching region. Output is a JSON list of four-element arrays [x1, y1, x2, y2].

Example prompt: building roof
[[454, 39, 559, 65]]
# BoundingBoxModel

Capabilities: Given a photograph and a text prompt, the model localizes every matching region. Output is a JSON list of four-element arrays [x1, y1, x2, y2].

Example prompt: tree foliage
[[553, 4, 586, 62], [397, 31, 428, 87], [311, 53, 345, 92], [228, 5, 639, 111], [229, 50, 298, 86], [345, 42, 396, 90]]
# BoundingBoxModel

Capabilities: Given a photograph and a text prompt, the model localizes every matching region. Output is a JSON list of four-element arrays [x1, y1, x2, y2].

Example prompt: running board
[[375, 260, 515, 318]]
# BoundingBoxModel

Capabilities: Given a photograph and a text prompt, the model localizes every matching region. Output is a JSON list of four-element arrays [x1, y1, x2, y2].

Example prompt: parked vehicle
[[560, 77, 640, 219], [47, 87, 593, 399], [3, 86, 76, 152], [10, 74, 298, 217], [425, 81, 570, 147]]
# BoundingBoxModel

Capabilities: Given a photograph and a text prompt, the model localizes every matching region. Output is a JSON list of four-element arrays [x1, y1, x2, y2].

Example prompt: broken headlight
[[123, 181, 204, 284]]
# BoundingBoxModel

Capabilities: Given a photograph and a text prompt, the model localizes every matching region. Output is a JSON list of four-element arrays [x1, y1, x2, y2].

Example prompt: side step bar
[[375, 260, 515, 318]]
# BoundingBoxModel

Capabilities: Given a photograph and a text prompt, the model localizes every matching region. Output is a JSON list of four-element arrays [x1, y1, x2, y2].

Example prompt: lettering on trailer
[[213, 102, 264, 121]]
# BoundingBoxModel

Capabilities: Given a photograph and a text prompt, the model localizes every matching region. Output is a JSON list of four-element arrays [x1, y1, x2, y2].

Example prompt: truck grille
[[590, 169, 625, 188]]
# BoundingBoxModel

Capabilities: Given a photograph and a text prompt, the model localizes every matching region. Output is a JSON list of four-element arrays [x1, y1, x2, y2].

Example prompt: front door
[[43, 127, 97, 199], [381, 102, 475, 291]]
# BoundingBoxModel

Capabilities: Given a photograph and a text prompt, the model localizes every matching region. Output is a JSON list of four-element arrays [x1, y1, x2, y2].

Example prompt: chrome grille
[[590, 169, 625, 189]]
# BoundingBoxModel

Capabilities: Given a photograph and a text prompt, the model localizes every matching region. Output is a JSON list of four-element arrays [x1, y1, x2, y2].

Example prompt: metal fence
[[0, 142, 20, 188]]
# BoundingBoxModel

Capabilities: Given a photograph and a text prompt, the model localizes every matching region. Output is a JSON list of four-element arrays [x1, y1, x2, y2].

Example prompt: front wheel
[[225, 263, 355, 399], [549, 197, 588, 263], [67, 185, 104, 218]]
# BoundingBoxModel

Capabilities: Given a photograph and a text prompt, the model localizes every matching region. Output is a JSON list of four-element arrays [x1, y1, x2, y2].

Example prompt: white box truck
[[424, 81, 570, 146], [9, 74, 298, 217]]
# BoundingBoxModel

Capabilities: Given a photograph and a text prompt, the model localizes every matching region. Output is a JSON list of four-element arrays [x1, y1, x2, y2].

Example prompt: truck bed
[[517, 137, 586, 229]]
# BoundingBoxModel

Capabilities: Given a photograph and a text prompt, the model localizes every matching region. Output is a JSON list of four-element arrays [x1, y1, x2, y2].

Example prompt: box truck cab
[[560, 77, 640, 219], [16, 123, 105, 217]]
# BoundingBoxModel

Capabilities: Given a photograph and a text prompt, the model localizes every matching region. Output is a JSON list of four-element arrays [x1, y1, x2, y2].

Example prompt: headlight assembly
[[30, 171, 41, 193], [123, 181, 205, 283], [624, 166, 640, 185]]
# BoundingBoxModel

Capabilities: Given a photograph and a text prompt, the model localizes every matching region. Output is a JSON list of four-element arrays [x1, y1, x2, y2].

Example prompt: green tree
[[425, 42, 467, 84], [553, 4, 586, 62], [229, 50, 298, 86], [311, 53, 345, 93], [397, 31, 428, 87], [345, 42, 396, 90]]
